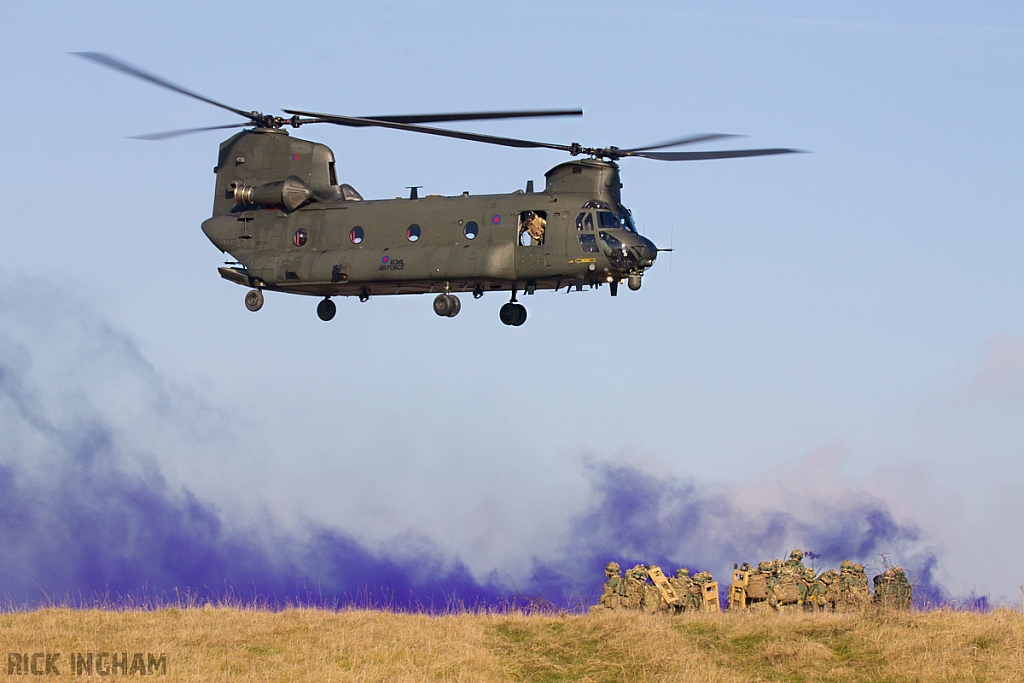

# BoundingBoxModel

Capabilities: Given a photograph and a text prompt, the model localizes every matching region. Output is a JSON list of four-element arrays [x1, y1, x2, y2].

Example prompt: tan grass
[[1, 607, 1022, 682]]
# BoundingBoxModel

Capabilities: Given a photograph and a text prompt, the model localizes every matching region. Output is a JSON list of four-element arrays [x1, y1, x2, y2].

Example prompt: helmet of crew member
[[790, 549, 804, 561], [676, 568, 690, 579]]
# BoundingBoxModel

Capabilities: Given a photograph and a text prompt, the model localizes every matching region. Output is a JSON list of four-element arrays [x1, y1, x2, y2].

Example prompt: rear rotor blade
[[616, 133, 741, 154], [356, 109, 582, 125], [283, 109, 574, 152], [72, 52, 253, 120], [626, 148, 804, 161], [131, 122, 250, 141]]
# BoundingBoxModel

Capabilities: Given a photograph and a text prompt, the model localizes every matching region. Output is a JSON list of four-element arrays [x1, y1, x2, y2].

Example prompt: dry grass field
[[2, 607, 1022, 682]]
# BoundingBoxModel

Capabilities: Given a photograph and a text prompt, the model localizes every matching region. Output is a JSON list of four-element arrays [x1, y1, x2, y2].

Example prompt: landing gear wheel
[[500, 302, 527, 326], [317, 298, 336, 321], [245, 289, 264, 312], [499, 302, 517, 325], [446, 295, 461, 317], [433, 294, 454, 317]]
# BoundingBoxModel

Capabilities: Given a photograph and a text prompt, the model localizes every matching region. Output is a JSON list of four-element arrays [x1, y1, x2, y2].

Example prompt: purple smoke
[[0, 292, 955, 610], [0, 344, 507, 610]]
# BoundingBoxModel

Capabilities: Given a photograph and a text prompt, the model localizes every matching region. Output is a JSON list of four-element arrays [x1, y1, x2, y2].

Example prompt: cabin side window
[[518, 210, 547, 246], [575, 212, 594, 231]]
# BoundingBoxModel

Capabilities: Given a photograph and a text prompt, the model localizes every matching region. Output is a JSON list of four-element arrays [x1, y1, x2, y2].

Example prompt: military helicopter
[[76, 53, 800, 326]]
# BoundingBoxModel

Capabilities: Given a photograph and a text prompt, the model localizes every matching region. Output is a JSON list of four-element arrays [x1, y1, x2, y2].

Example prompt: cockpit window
[[576, 212, 594, 231], [597, 211, 619, 229], [618, 205, 637, 233], [583, 200, 613, 211]]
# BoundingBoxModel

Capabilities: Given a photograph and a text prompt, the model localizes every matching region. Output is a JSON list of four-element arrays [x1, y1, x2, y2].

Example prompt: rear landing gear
[[245, 289, 264, 312], [317, 298, 336, 321], [433, 294, 461, 317]]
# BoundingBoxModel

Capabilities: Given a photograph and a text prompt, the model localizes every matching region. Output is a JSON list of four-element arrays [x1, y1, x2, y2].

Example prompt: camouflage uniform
[[692, 571, 715, 611], [669, 568, 697, 613], [836, 561, 870, 610], [818, 569, 840, 610], [892, 567, 912, 609], [874, 567, 911, 609], [622, 565, 648, 611], [773, 555, 803, 607], [783, 549, 806, 575], [591, 561, 625, 612], [852, 564, 871, 604]]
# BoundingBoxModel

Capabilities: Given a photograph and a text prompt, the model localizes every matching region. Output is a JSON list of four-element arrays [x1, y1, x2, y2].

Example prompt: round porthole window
[[350, 226, 364, 244], [293, 229, 308, 247], [464, 221, 479, 240], [407, 224, 421, 242]]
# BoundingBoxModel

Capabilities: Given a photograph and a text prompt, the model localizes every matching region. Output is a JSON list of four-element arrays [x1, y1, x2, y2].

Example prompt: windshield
[[596, 211, 619, 229], [618, 205, 637, 233]]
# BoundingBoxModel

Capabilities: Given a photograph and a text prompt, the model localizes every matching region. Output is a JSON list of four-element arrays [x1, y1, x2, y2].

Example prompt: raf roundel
[[381, 255, 389, 264], [491, 214, 501, 225]]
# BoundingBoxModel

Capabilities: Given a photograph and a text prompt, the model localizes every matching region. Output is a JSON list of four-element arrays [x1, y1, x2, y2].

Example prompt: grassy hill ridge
[[2, 608, 1022, 682]]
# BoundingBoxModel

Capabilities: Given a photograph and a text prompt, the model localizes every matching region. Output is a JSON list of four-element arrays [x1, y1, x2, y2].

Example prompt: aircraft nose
[[636, 236, 658, 267]]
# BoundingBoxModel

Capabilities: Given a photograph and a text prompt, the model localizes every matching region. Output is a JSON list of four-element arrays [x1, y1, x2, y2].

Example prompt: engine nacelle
[[234, 176, 312, 212]]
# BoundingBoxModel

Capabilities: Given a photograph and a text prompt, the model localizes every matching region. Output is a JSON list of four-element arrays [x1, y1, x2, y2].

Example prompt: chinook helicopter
[[76, 53, 800, 326]]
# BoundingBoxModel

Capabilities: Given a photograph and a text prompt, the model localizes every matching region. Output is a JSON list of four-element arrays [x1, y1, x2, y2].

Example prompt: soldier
[[874, 568, 895, 606], [622, 565, 648, 611], [591, 561, 625, 612], [520, 211, 546, 244], [691, 571, 717, 611], [892, 567, 912, 609], [852, 564, 871, 604], [797, 567, 814, 607], [784, 549, 806, 575], [818, 569, 840, 611], [669, 568, 696, 613]]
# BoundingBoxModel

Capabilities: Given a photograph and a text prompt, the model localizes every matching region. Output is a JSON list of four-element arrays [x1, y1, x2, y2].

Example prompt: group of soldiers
[[590, 562, 721, 614], [733, 550, 913, 611], [591, 550, 914, 615]]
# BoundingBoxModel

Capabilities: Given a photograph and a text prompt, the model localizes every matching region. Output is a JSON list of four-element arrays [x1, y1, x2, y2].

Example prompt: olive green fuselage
[[201, 128, 658, 298]]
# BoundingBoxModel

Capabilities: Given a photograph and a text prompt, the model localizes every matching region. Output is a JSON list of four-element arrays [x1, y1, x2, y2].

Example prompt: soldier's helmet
[[840, 560, 854, 571], [790, 549, 804, 561], [606, 561, 621, 575], [740, 562, 752, 572], [893, 566, 905, 576], [758, 561, 772, 572], [675, 568, 690, 579], [854, 564, 865, 573]]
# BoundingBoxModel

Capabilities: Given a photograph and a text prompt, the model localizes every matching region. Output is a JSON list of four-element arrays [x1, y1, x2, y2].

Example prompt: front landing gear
[[245, 289, 264, 312], [433, 294, 461, 317], [317, 298, 336, 321]]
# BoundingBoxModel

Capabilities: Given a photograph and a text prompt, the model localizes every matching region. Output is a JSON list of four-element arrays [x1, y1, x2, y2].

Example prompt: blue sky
[[1, 1, 1022, 603]]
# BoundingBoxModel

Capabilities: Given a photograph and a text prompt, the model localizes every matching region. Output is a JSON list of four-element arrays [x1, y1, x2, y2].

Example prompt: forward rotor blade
[[72, 52, 252, 120], [131, 122, 250, 141], [354, 109, 582, 125], [283, 109, 573, 152], [626, 148, 804, 161], [616, 133, 741, 154]]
